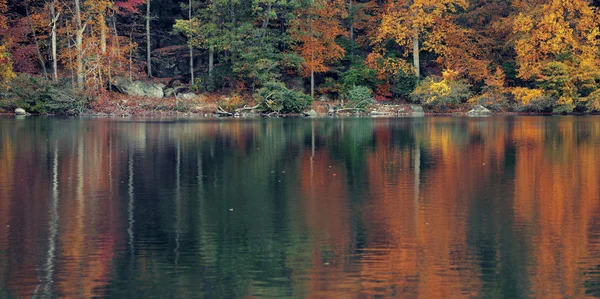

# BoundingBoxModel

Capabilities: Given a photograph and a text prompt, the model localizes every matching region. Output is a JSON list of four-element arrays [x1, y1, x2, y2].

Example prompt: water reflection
[[0, 117, 600, 298]]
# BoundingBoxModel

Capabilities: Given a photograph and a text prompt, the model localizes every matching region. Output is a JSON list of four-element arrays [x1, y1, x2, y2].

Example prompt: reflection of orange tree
[[299, 148, 360, 297], [513, 119, 600, 298], [54, 122, 120, 298], [359, 120, 507, 298]]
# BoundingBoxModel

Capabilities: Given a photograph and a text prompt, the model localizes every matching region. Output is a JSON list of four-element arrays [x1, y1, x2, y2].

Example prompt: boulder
[[111, 77, 164, 99], [467, 104, 492, 116], [14, 108, 27, 115], [410, 105, 425, 117], [164, 86, 188, 98], [318, 94, 332, 102], [179, 93, 198, 101], [303, 109, 318, 117]]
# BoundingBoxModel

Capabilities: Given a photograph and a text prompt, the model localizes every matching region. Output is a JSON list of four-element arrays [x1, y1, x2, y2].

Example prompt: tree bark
[[413, 29, 420, 78], [189, 0, 194, 88], [146, 0, 152, 78], [75, 0, 84, 89], [50, 1, 58, 81], [311, 69, 315, 99], [25, 4, 48, 80], [208, 45, 214, 76]]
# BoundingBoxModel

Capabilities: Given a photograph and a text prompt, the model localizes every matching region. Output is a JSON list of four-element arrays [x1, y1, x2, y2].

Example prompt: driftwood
[[326, 103, 364, 115], [215, 93, 277, 116]]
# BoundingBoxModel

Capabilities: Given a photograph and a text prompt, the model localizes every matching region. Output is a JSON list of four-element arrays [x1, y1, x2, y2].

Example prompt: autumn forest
[[1, 0, 600, 114]]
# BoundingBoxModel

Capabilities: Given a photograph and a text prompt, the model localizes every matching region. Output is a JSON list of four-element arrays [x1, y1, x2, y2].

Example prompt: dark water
[[1, 116, 600, 298]]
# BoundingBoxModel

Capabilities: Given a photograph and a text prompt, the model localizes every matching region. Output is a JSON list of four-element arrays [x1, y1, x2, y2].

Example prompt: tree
[[289, 0, 347, 98], [0, 0, 15, 91], [373, 0, 469, 78], [146, 0, 151, 77], [513, 0, 600, 109]]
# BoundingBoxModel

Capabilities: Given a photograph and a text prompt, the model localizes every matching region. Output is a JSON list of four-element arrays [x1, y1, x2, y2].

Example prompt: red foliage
[[115, 0, 145, 15], [0, 18, 38, 73]]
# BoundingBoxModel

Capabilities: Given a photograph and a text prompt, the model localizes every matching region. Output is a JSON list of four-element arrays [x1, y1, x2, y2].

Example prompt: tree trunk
[[208, 45, 214, 76], [311, 69, 315, 99], [349, 0, 353, 43], [25, 4, 48, 80], [189, 0, 194, 88], [66, 20, 75, 87], [75, 0, 84, 89], [146, 0, 152, 78], [100, 15, 107, 55], [412, 30, 420, 78], [50, 1, 58, 81]]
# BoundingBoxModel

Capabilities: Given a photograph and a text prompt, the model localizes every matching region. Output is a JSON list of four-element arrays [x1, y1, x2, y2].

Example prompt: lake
[[1, 116, 600, 298]]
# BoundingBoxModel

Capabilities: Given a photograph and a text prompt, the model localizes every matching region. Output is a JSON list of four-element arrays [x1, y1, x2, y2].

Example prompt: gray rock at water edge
[[303, 109, 318, 117], [111, 77, 164, 99], [14, 108, 27, 115], [410, 105, 424, 112], [409, 105, 425, 117], [467, 104, 492, 116], [179, 93, 198, 101]]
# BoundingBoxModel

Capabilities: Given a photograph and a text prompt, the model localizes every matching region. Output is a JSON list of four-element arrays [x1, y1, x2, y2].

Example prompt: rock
[[111, 77, 164, 99], [14, 108, 27, 115], [303, 109, 318, 117], [370, 111, 394, 116], [410, 105, 425, 117], [467, 104, 492, 116], [164, 86, 188, 98], [410, 105, 424, 112], [179, 93, 198, 101], [318, 94, 331, 102]]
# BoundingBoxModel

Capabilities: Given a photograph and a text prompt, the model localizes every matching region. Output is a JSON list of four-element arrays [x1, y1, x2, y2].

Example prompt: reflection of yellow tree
[[513, 119, 600, 298]]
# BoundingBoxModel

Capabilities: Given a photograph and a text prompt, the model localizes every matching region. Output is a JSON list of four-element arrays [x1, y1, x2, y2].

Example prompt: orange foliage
[[289, 0, 348, 76]]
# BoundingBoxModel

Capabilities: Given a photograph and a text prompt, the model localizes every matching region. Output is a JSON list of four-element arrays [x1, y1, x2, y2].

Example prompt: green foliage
[[339, 60, 377, 94], [345, 85, 373, 109], [410, 77, 472, 111], [254, 81, 312, 113], [1, 75, 88, 115], [537, 61, 575, 99], [393, 71, 418, 99]]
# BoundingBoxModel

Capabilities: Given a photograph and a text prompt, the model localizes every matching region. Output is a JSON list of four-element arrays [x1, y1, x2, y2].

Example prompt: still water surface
[[1, 116, 600, 298]]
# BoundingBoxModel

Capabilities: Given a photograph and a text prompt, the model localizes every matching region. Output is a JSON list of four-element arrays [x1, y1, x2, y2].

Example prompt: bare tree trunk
[[311, 69, 315, 99], [413, 29, 420, 78], [129, 26, 134, 82], [100, 15, 107, 55], [189, 0, 194, 89], [208, 45, 214, 76], [349, 0, 353, 43], [66, 20, 75, 87], [25, 4, 48, 80], [75, 0, 84, 89], [50, 1, 59, 81], [146, 0, 152, 78]]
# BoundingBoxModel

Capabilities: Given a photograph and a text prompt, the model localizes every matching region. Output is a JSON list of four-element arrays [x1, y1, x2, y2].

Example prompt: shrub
[[468, 90, 512, 112], [585, 89, 600, 112], [509, 87, 554, 112], [393, 71, 418, 99], [345, 85, 373, 109], [1, 75, 88, 115], [217, 94, 246, 112], [254, 81, 312, 113], [410, 77, 472, 111]]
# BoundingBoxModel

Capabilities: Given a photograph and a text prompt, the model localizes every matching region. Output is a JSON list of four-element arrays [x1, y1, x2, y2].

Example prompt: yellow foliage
[[429, 81, 451, 102], [442, 69, 460, 81], [0, 44, 15, 91], [510, 87, 545, 105]]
